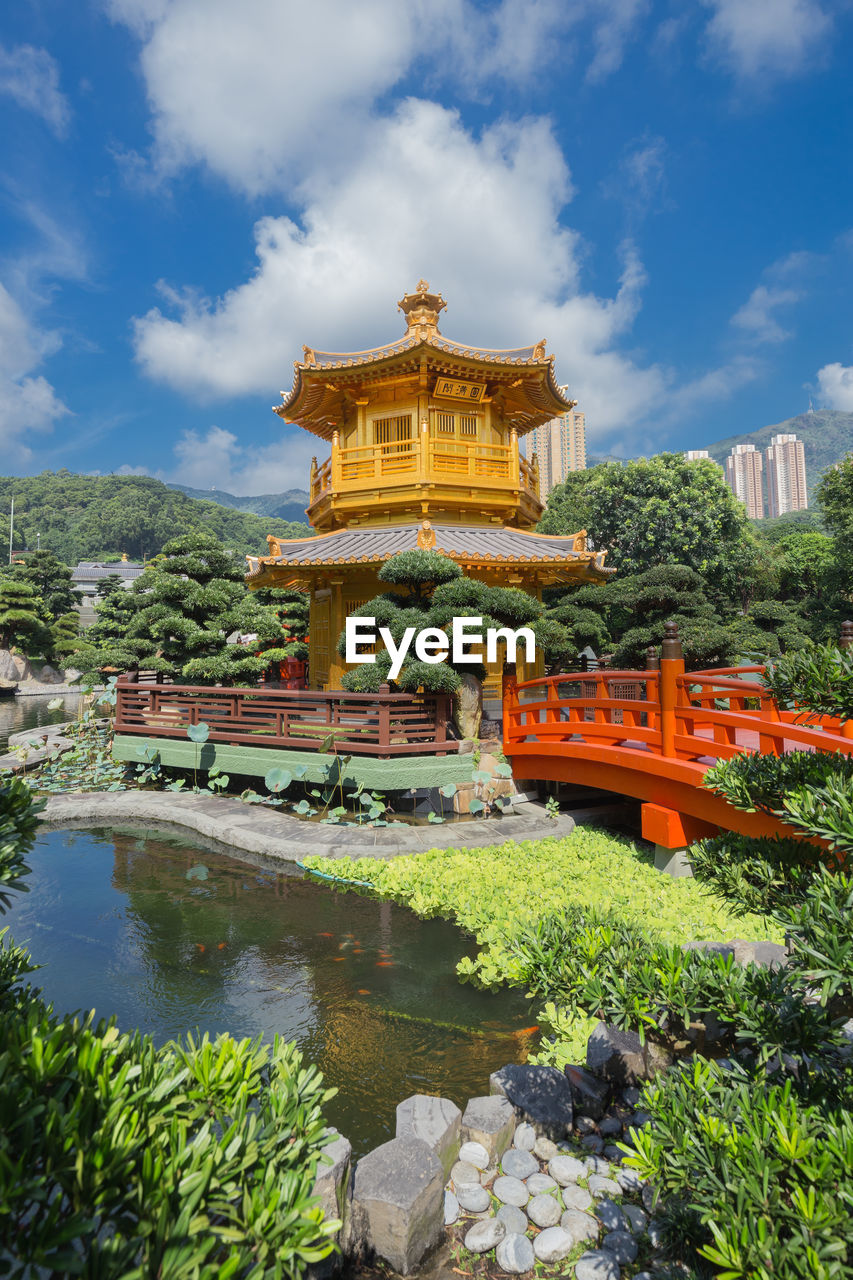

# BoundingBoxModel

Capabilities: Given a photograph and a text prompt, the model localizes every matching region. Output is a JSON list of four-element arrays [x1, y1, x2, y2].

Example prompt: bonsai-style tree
[[253, 587, 311, 664], [0, 579, 53, 657], [97, 572, 127, 601], [5, 549, 78, 621]]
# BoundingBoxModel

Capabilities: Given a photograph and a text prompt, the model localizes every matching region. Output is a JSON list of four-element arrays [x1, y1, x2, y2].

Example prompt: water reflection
[[0, 693, 82, 751], [6, 827, 536, 1154]]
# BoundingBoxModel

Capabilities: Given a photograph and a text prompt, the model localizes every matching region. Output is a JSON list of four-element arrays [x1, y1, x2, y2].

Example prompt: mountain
[[705, 410, 853, 497], [167, 483, 310, 522]]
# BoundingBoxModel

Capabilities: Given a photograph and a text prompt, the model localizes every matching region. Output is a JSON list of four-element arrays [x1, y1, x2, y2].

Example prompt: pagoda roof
[[246, 521, 611, 587]]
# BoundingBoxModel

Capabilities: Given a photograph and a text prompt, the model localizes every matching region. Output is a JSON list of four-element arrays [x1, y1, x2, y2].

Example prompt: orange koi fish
[[195, 944, 206, 953], [317, 932, 334, 938], [217, 942, 226, 950]]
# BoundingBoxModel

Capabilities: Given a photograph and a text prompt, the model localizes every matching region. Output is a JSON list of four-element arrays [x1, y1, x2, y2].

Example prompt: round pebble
[[560, 1209, 599, 1246], [603, 1230, 638, 1264], [603, 1144, 624, 1162], [622, 1203, 648, 1234], [562, 1183, 593, 1213], [549, 1154, 587, 1185], [647, 1219, 665, 1249], [496, 1233, 535, 1274], [458, 1140, 489, 1170], [588, 1175, 622, 1199], [526, 1172, 557, 1195], [642, 1182, 659, 1214], [464, 1217, 506, 1254], [534, 1135, 558, 1162], [595, 1198, 628, 1233], [575, 1115, 597, 1135], [444, 1189, 459, 1226], [450, 1160, 481, 1187], [534, 1226, 574, 1263], [617, 1167, 644, 1194], [574, 1249, 621, 1280], [581, 1134, 604, 1153], [456, 1183, 491, 1213], [621, 1087, 641, 1106], [513, 1122, 536, 1150], [585, 1156, 612, 1176], [528, 1193, 562, 1228], [493, 1175, 529, 1207], [599, 1115, 622, 1137], [632, 1273, 655, 1280], [631, 1110, 652, 1128], [501, 1148, 538, 1180], [497, 1203, 528, 1234]]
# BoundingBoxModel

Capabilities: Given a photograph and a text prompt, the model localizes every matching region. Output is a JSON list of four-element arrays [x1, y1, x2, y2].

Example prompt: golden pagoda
[[247, 282, 610, 690]]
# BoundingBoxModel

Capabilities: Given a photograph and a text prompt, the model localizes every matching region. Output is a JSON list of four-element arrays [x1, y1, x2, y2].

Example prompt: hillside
[[706, 409, 853, 496], [0, 472, 313, 565], [167, 483, 310, 522]]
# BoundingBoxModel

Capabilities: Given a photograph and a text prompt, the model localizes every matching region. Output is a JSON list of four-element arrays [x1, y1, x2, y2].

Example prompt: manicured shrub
[[689, 831, 821, 914]]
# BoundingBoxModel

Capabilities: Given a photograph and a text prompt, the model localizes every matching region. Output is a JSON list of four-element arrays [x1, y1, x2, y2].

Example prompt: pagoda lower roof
[[246, 522, 611, 584]]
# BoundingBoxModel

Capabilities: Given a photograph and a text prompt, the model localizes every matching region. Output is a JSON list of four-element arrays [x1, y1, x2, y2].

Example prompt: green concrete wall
[[113, 735, 473, 790]]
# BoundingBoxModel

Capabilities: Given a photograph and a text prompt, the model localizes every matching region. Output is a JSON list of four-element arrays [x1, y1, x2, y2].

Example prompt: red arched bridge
[[503, 625, 853, 852]]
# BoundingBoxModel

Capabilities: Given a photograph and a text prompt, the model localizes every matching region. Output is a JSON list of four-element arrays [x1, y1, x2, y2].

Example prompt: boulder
[[0, 650, 18, 682], [351, 1137, 444, 1275], [731, 939, 789, 969], [396, 1094, 461, 1178], [563, 1063, 610, 1120], [36, 663, 63, 685], [586, 1022, 672, 1087], [490, 1063, 573, 1140], [460, 1095, 516, 1162], [11, 654, 34, 681]]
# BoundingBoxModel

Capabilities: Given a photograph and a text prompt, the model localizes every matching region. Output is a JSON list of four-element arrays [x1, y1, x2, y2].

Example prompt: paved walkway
[[40, 790, 574, 862]]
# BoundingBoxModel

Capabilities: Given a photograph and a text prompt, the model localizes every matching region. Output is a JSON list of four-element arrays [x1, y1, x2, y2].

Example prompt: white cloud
[[817, 362, 853, 411], [0, 42, 70, 135], [731, 284, 801, 343], [0, 282, 69, 468], [702, 0, 833, 81]]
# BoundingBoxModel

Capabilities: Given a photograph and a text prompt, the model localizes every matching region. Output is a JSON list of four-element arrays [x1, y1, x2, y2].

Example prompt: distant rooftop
[[72, 561, 144, 582]]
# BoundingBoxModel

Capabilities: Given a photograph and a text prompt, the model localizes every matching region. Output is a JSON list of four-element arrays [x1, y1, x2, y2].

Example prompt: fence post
[[645, 646, 659, 671], [378, 683, 391, 756], [502, 667, 518, 742], [659, 621, 684, 758], [434, 694, 448, 755], [840, 623, 853, 739]]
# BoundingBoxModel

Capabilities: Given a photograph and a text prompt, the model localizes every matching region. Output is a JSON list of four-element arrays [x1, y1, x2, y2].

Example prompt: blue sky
[[1, 0, 851, 495]]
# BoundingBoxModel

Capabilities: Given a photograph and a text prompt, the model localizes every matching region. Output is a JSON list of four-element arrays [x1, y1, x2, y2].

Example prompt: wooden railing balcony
[[115, 676, 457, 758]]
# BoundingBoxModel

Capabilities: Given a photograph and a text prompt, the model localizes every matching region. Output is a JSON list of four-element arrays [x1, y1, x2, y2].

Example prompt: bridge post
[[645, 646, 659, 671], [659, 621, 684, 758], [840, 623, 853, 739]]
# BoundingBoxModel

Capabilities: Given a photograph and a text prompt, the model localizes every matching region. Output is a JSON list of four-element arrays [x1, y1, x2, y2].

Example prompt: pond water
[[0, 692, 83, 751], [6, 827, 537, 1155]]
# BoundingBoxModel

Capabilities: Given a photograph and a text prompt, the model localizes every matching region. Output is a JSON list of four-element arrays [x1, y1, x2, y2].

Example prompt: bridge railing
[[506, 669, 663, 751]]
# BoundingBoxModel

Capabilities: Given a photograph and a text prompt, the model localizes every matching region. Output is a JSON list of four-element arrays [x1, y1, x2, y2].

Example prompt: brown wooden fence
[[114, 676, 457, 757]]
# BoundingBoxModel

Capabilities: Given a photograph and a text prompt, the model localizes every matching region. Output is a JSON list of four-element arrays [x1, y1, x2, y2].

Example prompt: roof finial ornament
[[398, 280, 447, 337]]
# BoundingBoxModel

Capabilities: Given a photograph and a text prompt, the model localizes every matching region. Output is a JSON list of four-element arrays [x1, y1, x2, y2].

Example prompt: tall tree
[[0, 579, 53, 656], [4, 550, 77, 621]]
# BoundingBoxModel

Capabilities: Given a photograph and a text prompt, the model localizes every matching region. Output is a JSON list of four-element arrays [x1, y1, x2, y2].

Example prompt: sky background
[[1, 0, 852, 496]]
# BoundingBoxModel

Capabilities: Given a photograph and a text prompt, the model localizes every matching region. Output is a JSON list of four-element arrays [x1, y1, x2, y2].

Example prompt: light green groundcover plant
[[303, 829, 780, 1068]]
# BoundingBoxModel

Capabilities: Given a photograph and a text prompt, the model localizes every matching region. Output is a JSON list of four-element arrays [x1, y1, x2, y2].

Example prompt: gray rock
[[496, 1233, 535, 1274], [351, 1136, 444, 1275], [533, 1135, 558, 1162], [456, 1183, 490, 1213], [444, 1190, 460, 1225], [588, 1175, 623, 1199], [500, 1148, 538, 1180], [595, 1198, 628, 1232], [581, 1134, 604, 1153], [641, 1182, 659, 1214], [599, 1115, 622, 1137], [526, 1172, 557, 1195], [450, 1160, 481, 1187], [632, 1273, 655, 1280], [560, 1209, 599, 1245], [497, 1203, 528, 1234], [603, 1230, 638, 1263], [622, 1204, 648, 1234], [396, 1094, 461, 1178], [585, 1156, 612, 1177], [629, 1110, 652, 1129], [534, 1226, 575, 1263], [562, 1183, 593, 1213], [616, 1167, 644, 1194], [603, 1144, 624, 1162], [564, 1063, 610, 1119], [733, 939, 788, 969], [458, 1140, 489, 1170], [528, 1193, 562, 1228], [461, 1095, 517, 1162], [493, 1175, 529, 1207], [513, 1122, 536, 1151], [647, 1218, 665, 1249], [586, 1022, 672, 1087], [0, 650, 18, 682], [574, 1249, 621, 1280], [464, 1217, 506, 1253], [575, 1115, 598, 1135], [549, 1154, 587, 1185], [682, 939, 735, 960], [310, 1131, 353, 1272], [491, 1063, 573, 1140], [36, 663, 63, 685], [621, 1087, 642, 1106]]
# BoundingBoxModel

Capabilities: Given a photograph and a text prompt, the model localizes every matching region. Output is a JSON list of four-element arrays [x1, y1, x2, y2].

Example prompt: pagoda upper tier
[[275, 282, 574, 532]]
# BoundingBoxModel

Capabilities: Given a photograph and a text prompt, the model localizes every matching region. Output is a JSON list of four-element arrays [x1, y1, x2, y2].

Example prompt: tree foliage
[[0, 578, 53, 656], [3, 549, 77, 621]]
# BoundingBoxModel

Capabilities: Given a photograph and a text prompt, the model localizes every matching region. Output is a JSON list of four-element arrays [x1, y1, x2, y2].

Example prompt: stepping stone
[[444, 1190, 459, 1225], [493, 1175, 529, 1207], [496, 1233, 535, 1274], [595, 1198, 628, 1232], [588, 1175, 622, 1198], [497, 1203, 528, 1234], [574, 1249, 621, 1280], [513, 1122, 536, 1150], [491, 1063, 574, 1140], [458, 1140, 489, 1170], [456, 1183, 490, 1213], [501, 1148, 538, 1180], [534, 1135, 558, 1162], [450, 1160, 481, 1187], [549, 1154, 587, 1185], [561, 1209, 599, 1246], [351, 1137, 444, 1276], [396, 1094, 462, 1178], [528, 1193, 562, 1228], [622, 1203, 648, 1234], [464, 1217, 506, 1254], [603, 1230, 638, 1264], [533, 1225, 574, 1263], [461, 1095, 516, 1163], [562, 1184, 593, 1213], [526, 1172, 557, 1195]]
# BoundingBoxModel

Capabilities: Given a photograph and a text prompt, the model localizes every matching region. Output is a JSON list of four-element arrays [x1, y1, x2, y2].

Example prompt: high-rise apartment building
[[684, 449, 711, 461], [765, 433, 808, 517], [522, 404, 586, 499], [725, 443, 764, 519]]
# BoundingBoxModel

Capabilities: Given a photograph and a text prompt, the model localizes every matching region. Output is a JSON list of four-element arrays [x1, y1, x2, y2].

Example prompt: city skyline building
[[725, 443, 764, 519], [765, 433, 808, 517], [522, 404, 586, 499], [684, 449, 711, 461]]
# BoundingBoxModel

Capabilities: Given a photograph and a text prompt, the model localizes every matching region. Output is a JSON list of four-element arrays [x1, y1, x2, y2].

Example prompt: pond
[[5, 827, 537, 1155], [0, 692, 83, 752]]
